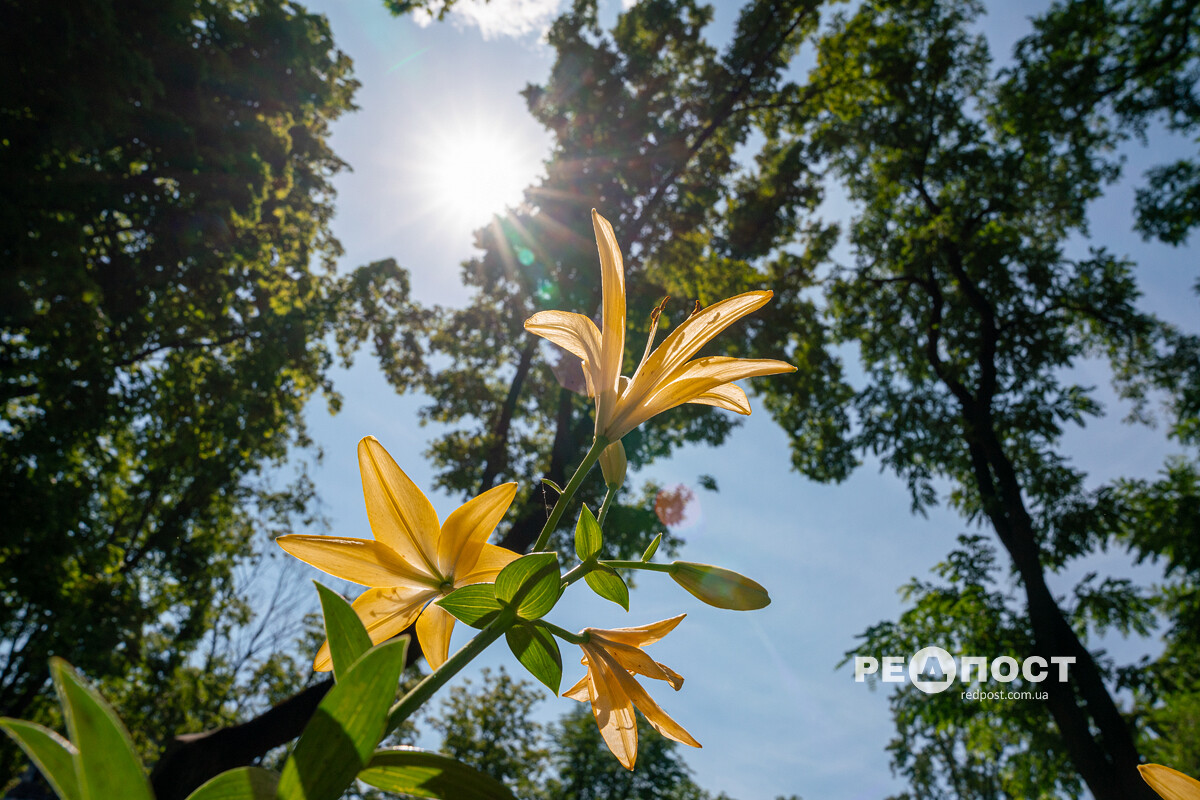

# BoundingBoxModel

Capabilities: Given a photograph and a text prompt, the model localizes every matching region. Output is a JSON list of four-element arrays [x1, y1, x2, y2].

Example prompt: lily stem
[[540, 620, 591, 645], [386, 608, 515, 734], [531, 436, 608, 552], [597, 486, 616, 529], [601, 560, 674, 573]]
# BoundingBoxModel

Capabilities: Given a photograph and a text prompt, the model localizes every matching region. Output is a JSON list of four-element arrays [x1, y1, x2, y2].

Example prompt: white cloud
[[411, 0, 562, 40]]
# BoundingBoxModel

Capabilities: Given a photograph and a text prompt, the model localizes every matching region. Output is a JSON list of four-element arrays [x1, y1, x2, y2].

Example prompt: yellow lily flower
[[1141, 764, 1200, 800], [277, 436, 519, 671], [524, 210, 796, 441], [562, 614, 700, 770]]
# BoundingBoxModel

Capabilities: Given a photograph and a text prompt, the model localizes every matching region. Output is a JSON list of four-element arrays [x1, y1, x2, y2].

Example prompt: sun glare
[[416, 123, 544, 232]]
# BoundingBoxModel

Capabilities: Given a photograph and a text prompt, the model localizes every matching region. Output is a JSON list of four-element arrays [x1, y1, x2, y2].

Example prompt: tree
[[425, 667, 733, 800], [0, 0, 418, 783], [757, 0, 1196, 797], [429, 668, 549, 799], [541, 707, 724, 800], [365, 0, 829, 562]]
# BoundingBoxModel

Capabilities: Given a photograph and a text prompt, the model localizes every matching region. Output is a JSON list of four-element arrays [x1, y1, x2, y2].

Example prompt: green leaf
[[505, 622, 562, 695], [183, 766, 279, 800], [640, 533, 663, 562], [574, 505, 602, 562], [585, 565, 629, 611], [0, 718, 80, 800], [436, 584, 504, 629], [358, 747, 517, 800], [276, 638, 408, 800], [315, 582, 372, 681], [541, 478, 563, 494], [50, 658, 153, 800], [494, 552, 561, 620]]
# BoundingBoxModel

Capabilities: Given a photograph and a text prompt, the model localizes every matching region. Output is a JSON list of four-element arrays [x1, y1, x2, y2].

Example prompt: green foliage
[[184, 767, 279, 800], [428, 668, 549, 800], [1005, 0, 1200, 245], [850, 538, 1084, 800], [358, 748, 517, 800], [495, 553, 561, 621], [372, 0, 828, 563], [575, 506, 603, 563], [583, 566, 630, 611], [277, 638, 408, 800], [427, 669, 741, 800], [505, 624, 563, 696], [0, 720, 80, 800], [51, 658, 154, 800], [316, 584, 373, 682], [0, 0, 419, 779], [541, 707, 717, 800], [438, 585, 507, 629], [758, 0, 1199, 796]]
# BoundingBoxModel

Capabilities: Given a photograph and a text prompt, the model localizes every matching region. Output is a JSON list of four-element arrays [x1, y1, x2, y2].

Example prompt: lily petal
[[686, 382, 751, 415], [593, 646, 700, 749], [458, 543, 522, 585], [359, 437, 442, 578], [587, 614, 687, 649], [1140, 764, 1200, 800], [524, 311, 604, 396], [601, 640, 684, 689], [562, 673, 591, 702], [623, 291, 774, 406], [416, 602, 457, 670], [276, 535, 437, 590], [620, 356, 794, 434], [313, 586, 431, 671], [437, 482, 517, 578], [584, 643, 639, 770], [592, 210, 626, 432]]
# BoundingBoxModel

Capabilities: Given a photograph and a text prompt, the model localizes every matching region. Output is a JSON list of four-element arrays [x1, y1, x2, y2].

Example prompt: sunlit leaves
[[277, 639, 408, 800], [584, 565, 629, 611], [52, 658, 153, 800], [0, 719, 80, 800], [315, 583, 373, 681], [183, 767, 280, 800], [505, 622, 563, 695], [495, 552, 561, 620], [575, 505, 602, 562], [358, 747, 517, 800], [437, 584, 506, 629]]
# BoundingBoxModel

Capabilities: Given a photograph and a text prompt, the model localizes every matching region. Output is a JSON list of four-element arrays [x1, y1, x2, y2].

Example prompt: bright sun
[[416, 123, 544, 231]]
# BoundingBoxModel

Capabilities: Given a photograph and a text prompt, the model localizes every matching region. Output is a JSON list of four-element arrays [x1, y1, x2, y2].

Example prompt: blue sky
[[281, 1, 1198, 797]]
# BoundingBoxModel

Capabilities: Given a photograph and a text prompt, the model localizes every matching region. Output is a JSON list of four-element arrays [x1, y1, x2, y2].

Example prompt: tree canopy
[[0, 0, 415, 778]]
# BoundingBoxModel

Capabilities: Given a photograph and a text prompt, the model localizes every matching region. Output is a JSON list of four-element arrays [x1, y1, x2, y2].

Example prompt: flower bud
[[599, 440, 627, 489], [669, 562, 770, 610]]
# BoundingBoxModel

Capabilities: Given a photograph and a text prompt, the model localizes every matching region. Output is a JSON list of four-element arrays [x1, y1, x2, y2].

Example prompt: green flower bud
[[599, 440, 627, 489], [669, 562, 770, 610]]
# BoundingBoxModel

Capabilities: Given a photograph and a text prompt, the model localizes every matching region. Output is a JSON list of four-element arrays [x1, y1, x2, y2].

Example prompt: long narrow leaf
[[315, 582, 372, 681], [51, 658, 153, 800], [183, 766, 279, 800], [358, 747, 517, 800], [0, 718, 80, 800], [276, 637, 408, 800]]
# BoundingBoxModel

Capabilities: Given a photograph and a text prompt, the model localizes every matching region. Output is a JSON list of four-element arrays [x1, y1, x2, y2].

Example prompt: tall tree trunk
[[960, 407, 1155, 800]]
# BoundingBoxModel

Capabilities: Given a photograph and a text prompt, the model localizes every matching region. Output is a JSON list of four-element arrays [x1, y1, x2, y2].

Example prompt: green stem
[[602, 560, 674, 573], [386, 608, 515, 733], [597, 486, 616, 529], [541, 620, 591, 645], [531, 436, 608, 552]]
